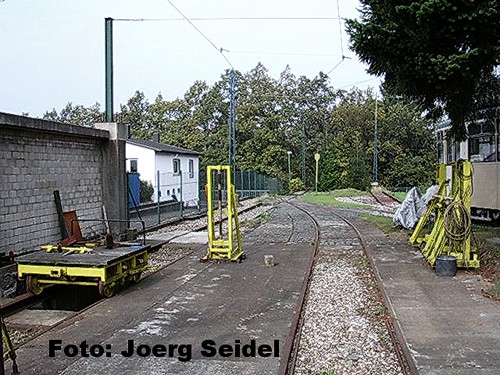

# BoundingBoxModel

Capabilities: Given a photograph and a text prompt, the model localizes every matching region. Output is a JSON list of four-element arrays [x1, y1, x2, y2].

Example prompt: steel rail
[[277, 198, 321, 375], [370, 190, 401, 206], [277, 198, 414, 375], [329, 210, 416, 375]]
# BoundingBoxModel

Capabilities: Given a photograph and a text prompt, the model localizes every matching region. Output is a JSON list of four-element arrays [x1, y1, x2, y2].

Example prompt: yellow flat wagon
[[17, 245, 150, 298]]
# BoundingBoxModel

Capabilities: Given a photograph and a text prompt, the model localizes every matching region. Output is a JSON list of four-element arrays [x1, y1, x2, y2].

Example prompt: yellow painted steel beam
[[18, 264, 105, 279]]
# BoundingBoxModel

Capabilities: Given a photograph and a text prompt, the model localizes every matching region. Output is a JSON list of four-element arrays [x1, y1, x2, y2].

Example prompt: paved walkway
[[348, 210, 500, 375], [11, 201, 315, 375]]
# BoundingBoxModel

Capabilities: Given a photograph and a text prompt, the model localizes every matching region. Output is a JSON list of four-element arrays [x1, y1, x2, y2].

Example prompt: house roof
[[127, 139, 202, 156]]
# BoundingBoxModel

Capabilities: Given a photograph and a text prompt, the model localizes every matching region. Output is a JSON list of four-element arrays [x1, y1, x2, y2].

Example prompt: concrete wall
[[0, 113, 127, 255]]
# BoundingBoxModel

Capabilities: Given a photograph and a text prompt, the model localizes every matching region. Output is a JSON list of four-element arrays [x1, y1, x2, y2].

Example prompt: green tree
[[346, 0, 500, 140], [43, 102, 103, 126], [118, 91, 152, 138]]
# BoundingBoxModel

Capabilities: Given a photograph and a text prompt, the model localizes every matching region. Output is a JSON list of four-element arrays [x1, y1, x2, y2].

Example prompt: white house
[[126, 138, 202, 207]]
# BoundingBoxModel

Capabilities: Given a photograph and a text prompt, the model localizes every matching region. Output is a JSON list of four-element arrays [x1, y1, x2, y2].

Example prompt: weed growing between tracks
[[5, 326, 44, 347]]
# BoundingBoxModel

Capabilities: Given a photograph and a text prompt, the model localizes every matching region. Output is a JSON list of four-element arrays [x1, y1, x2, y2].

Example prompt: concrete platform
[[8, 201, 499, 375], [350, 212, 500, 375], [146, 231, 208, 245], [11, 202, 315, 375]]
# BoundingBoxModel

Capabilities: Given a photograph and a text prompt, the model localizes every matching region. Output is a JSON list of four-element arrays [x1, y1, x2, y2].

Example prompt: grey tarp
[[393, 185, 439, 229]]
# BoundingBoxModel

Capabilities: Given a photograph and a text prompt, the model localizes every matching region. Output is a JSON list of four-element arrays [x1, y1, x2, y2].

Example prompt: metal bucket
[[435, 255, 457, 276]]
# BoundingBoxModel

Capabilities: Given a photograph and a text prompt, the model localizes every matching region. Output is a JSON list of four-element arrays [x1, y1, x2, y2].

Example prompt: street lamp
[[287, 151, 292, 183], [314, 153, 320, 194]]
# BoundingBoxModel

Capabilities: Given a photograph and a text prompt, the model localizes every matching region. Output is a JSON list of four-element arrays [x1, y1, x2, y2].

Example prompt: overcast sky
[[0, 0, 380, 117]]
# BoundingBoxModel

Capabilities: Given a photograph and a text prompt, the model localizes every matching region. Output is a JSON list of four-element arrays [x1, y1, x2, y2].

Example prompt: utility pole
[[105, 17, 114, 122], [372, 94, 378, 183], [301, 123, 306, 187]]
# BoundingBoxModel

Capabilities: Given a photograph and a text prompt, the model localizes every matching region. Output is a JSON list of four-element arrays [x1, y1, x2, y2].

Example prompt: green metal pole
[[105, 17, 114, 122], [287, 151, 292, 185], [228, 69, 236, 178], [301, 123, 306, 187]]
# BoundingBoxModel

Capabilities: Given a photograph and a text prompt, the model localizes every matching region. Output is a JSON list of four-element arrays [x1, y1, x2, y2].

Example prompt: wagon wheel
[[26, 275, 44, 295], [98, 280, 114, 298], [131, 272, 142, 284]]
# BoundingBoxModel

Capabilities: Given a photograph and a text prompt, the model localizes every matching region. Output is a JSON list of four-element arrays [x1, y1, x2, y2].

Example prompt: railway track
[[1, 198, 268, 354], [370, 190, 401, 206], [279, 199, 412, 375], [5, 196, 414, 374]]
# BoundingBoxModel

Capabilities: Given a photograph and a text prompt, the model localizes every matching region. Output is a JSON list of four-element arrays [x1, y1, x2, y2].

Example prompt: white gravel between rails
[[294, 243, 404, 373], [335, 196, 400, 218]]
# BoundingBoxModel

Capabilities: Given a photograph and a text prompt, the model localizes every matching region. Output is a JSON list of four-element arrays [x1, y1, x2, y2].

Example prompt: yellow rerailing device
[[202, 165, 244, 262], [410, 160, 479, 268]]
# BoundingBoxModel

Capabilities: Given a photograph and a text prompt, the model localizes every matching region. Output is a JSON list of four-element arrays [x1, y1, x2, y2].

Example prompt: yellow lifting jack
[[201, 165, 245, 262], [410, 160, 479, 268]]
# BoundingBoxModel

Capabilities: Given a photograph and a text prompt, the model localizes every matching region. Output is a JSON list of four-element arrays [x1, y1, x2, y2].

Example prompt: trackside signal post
[[202, 165, 244, 262]]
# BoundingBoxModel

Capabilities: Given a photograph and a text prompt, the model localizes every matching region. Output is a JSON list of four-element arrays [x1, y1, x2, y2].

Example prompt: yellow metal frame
[[202, 165, 244, 262], [409, 161, 479, 268]]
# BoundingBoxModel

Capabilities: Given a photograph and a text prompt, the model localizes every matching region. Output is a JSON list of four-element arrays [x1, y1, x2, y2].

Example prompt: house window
[[189, 159, 194, 178], [437, 131, 445, 163], [468, 120, 496, 162], [128, 159, 138, 173], [173, 158, 181, 175], [446, 140, 454, 164]]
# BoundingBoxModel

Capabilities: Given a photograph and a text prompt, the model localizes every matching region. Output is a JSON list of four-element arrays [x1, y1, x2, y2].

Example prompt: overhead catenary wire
[[113, 16, 341, 22], [113, 5, 380, 92], [335, 0, 345, 58], [324, 0, 350, 75], [164, 0, 233, 68]]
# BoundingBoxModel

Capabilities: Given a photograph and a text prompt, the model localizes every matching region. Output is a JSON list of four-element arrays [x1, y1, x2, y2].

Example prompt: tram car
[[437, 109, 500, 224]]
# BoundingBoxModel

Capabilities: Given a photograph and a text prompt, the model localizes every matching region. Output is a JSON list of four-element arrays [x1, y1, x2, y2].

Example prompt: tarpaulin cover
[[393, 185, 439, 229]]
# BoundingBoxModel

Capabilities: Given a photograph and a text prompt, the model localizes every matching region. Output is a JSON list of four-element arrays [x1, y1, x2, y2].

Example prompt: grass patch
[[485, 281, 500, 299], [390, 191, 407, 202], [359, 213, 411, 241], [300, 189, 369, 209]]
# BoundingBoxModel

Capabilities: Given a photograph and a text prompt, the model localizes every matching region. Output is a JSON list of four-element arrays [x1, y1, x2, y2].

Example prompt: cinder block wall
[[0, 113, 111, 255]]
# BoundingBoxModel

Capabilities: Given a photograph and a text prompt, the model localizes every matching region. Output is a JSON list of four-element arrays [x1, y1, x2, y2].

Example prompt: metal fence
[[129, 169, 282, 230]]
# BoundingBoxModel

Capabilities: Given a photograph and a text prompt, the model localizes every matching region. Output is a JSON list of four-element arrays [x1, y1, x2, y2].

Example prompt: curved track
[[277, 200, 321, 375], [279, 199, 412, 375]]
